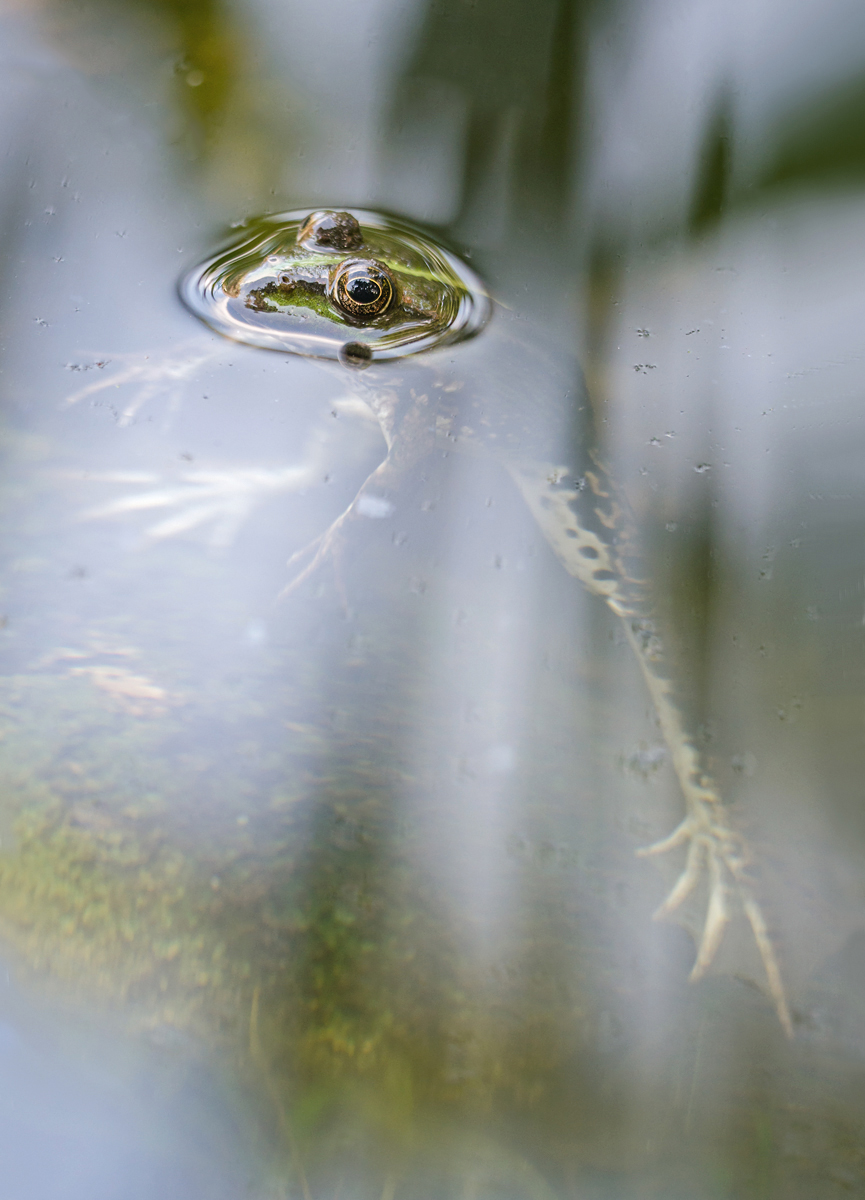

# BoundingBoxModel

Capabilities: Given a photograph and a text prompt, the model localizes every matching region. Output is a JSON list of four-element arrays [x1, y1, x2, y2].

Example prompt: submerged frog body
[[177, 209, 792, 1036]]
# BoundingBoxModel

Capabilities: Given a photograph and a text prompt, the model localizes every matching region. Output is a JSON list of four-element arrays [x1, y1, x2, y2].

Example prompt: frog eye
[[331, 259, 394, 322]]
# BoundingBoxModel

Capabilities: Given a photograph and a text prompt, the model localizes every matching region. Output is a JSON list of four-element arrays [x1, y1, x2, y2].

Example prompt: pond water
[[2, 0, 865, 1196]]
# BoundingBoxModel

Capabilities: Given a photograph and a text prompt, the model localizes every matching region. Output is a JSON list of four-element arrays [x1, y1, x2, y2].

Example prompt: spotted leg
[[623, 617, 792, 1035], [507, 458, 793, 1037]]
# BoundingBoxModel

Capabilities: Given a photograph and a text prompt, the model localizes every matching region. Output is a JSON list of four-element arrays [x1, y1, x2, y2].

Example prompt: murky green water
[[2, 0, 865, 1196]]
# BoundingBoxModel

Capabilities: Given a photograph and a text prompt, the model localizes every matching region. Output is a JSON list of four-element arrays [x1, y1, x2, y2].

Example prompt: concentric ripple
[[178, 208, 491, 363]]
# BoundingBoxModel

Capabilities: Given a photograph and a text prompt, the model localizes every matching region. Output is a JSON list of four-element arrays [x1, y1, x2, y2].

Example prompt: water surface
[[2, 0, 865, 1196]]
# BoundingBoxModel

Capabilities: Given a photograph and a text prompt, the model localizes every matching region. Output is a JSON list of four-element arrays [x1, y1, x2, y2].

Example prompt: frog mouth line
[[178, 207, 491, 363]]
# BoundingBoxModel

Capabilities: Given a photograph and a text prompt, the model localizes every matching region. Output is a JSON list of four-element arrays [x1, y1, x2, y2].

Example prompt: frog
[[179, 206, 490, 367], [177, 207, 792, 1038]]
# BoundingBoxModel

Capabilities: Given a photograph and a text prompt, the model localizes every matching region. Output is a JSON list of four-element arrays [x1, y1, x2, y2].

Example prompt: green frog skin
[[179, 208, 792, 1038]]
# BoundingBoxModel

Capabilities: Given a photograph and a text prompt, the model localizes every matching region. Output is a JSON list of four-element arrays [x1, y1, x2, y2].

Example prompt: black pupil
[[347, 277, 381, 305]]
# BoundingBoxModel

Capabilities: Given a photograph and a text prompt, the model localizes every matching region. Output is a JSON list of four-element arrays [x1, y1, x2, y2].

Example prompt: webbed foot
[[64, 343, 218, 425], [637, 803, 793, 1037]]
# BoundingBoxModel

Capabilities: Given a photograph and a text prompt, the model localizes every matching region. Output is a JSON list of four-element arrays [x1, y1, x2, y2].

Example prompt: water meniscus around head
[[178, 208, 491, 364]]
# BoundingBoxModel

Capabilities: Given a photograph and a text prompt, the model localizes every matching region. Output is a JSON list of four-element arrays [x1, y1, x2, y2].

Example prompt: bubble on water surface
[[179, 208, 491, 362]]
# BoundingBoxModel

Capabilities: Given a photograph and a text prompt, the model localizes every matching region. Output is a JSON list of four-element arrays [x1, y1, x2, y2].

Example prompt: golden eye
[[331, 260, 394, 322]]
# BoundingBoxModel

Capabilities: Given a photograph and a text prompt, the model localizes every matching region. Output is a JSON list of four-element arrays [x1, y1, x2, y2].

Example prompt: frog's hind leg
[[623, 616, 793, 1037], [505, 458, 793, 1037]]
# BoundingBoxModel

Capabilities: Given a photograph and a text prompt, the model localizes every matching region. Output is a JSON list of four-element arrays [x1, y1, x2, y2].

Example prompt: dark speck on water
[[339, 341, 371, 367]]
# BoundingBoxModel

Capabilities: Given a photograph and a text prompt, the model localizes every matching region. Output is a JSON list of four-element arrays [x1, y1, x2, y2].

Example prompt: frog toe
[[688, 860, 731, 981], [650, 833, 703, 918], [637, 814, 793, 1036]]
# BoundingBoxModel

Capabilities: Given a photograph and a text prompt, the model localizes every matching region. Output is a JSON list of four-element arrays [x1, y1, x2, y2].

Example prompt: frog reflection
[[83, 210, 792, 1036]]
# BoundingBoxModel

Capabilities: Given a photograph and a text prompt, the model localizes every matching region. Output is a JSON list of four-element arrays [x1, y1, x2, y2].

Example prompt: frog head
[[179, 208, 490, 365]]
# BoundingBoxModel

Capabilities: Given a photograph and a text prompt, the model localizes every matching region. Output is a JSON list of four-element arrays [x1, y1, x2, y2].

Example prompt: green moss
[[0, 668, 608, 1191], [247, 282, 336, 321]]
